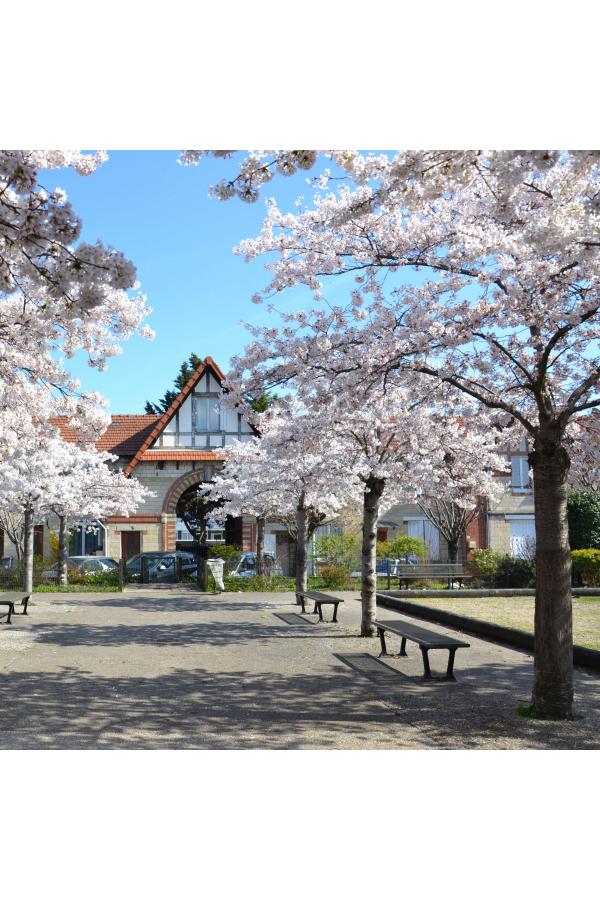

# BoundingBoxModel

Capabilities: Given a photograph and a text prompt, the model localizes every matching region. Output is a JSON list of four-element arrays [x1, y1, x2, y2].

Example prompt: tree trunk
[[447, 538, 459, 564], [530, 432, 573, 718], [361, 476, 386, 637], [295, 495, 309, 597], [255, 515, 266, 577], [23, 507, 34, 594], [58, 515, 69, 586]]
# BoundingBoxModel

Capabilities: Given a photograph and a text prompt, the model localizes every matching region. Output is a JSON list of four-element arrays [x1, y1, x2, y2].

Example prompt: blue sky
[[51, 151, 326, 413]]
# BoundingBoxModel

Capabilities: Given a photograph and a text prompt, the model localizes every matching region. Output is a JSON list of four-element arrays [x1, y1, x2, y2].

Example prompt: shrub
[[207, 544, 242, 574], [320, 565, 350, 589], [568, 492, 600, 550], [571, 548, 600, 586], [313, 534, 358, 570], [223, 575, 295, 592], [377, 535, 427, 560], [82, 570, 121, 588], [495, 555, 535, 588], [469, 549, 502, 580]]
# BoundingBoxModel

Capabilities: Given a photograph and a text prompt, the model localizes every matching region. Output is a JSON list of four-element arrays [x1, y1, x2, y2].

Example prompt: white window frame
[[506, 515, 536, 558], [194, 395, 221, 433]]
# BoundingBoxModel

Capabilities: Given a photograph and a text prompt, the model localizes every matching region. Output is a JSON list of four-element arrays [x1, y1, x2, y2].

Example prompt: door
[[121, 531, 141, 561]]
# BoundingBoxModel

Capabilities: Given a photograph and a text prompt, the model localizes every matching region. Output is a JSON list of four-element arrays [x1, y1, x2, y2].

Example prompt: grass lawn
[[400, 595, 600, 651]]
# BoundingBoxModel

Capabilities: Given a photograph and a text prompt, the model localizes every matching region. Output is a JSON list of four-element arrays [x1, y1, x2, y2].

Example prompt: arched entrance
[[161, 469, 242, 551]]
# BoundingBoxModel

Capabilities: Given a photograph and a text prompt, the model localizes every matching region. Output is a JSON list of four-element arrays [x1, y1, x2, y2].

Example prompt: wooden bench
[[296, 590, 344, 623], [373, 618, 470, 681], [0, 592, 31, 625], [395, 563, 474, 590]]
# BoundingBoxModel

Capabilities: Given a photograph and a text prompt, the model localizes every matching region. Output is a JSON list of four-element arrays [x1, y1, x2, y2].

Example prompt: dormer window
[[194, 396, 221, 432]]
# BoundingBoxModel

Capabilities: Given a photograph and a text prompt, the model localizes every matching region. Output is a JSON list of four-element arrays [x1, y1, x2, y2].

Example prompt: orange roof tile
[[139, 451, 227, 462], [53, 414, 161, 456]]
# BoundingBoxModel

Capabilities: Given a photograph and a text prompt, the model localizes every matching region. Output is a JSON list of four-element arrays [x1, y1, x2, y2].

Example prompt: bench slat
[[373, 618, 470, 649], [297, 591, 344, 604]]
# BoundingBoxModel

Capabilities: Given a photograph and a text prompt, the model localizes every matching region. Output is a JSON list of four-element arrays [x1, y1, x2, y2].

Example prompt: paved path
[[1, 589, 599, 749]]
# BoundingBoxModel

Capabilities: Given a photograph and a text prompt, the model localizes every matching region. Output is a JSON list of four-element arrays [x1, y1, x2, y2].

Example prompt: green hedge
[[571, 549, 600, 586]]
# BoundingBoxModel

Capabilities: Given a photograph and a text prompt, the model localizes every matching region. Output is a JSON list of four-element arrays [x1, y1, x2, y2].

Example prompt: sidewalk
[[1, 589, 599, 749]]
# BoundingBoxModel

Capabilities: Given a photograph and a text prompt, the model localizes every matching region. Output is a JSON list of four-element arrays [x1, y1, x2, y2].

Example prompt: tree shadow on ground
[[2, 656, 599, 750], [91, 597, 288, 614], [30, 618, 353, 647]]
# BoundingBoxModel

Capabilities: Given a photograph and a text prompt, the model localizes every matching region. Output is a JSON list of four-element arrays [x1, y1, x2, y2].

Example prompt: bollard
[[119, 558, 126, 591], [176, 555, 183, 583], [197, 558, 208, 591], [141, 556, 149, 584]]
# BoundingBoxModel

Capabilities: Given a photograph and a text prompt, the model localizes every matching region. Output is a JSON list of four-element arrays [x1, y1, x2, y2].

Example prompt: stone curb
[[376, 591, 600, 673], [378, 588, 599, 597]]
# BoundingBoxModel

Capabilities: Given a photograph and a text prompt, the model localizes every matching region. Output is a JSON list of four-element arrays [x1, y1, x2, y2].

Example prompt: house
[[380, 438, 535, 561], [0, 357, 259, 564]]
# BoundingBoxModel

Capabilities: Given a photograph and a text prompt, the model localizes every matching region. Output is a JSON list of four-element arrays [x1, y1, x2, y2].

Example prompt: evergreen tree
[[568, 491, 600, 550], [145, 353, 203, 414]]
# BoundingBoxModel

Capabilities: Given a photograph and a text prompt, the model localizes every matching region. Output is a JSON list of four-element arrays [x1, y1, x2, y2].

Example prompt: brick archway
[[162, 468, 210, 516]]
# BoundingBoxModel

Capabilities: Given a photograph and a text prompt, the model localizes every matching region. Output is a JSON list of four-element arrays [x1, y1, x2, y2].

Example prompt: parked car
[[125, 551, 197, 583], [229, 551, 282, 578], [351, 557, 418, 578], [41, 556, 119, 581]]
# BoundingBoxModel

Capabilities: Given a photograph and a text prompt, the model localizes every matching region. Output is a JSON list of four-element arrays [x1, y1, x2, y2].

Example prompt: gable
[[124, 356, 254, 475]]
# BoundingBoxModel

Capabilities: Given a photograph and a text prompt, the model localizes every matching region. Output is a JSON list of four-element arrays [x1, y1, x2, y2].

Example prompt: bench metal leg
[[421, 647, 432, 679], [399, 637, 408, 657], [316, 603, 323, 622], [445, 648, 457, 681], [332, 603, 339, 623], [377, 627, 388, 657]]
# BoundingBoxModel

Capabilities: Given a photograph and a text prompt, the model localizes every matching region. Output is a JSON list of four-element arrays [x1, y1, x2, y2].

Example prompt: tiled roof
[[52, 357, 231, 468], [53, 414, 161, 456], [139, 450, 227, 462]]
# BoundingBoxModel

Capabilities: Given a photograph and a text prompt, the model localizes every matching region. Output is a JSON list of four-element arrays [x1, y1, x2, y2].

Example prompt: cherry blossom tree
[[203, 439, 282, 577], [225, 346, 507, 634], [0, 434, 151, 590], [191, 149, 600, 718], [568, 412, 600, 493], [413, 416, 507, 563], [0, 150, 152, 452], [203, 402, 359, 597]]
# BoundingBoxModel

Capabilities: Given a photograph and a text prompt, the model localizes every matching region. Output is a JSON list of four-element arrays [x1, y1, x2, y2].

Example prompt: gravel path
[[1, 589, 599, 749]]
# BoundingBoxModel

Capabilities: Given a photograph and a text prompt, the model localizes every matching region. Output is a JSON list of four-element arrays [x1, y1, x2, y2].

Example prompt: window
[[206, 519, 225, 543], [511, 455, 532, 492], [404, 518, 440, 560], [509, 517, 536, 557], [176, 518, 193, 542], [194, 396, 221, 432]]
